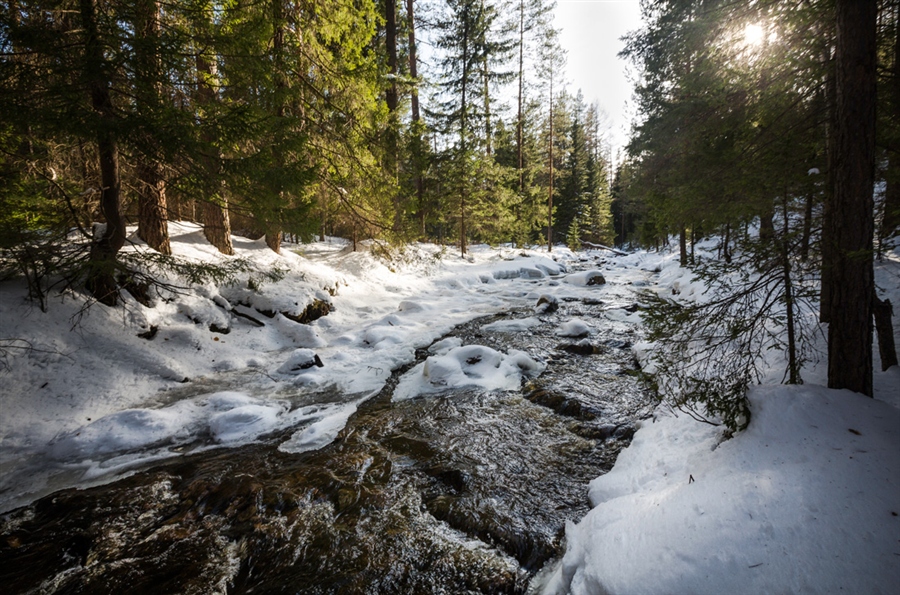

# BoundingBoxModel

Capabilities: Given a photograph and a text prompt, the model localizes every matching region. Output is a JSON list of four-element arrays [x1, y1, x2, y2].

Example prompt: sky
[[553, 0, 644, 157]]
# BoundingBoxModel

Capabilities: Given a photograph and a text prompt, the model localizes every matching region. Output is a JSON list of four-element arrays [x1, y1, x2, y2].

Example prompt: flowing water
[[1, 272, 653, 594]]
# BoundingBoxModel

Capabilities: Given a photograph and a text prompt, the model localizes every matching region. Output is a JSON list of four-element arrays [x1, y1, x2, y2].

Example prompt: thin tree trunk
[[800, 192, 813, 261], [547, 68, 554, 253], [828, 0, 877, 396], [266, 0, 286, 254], [679, 226, 687, 266], [782, 198, 800, 384], [874, 297, 898, 371], [517, 0, 525, 194], [407, 0, 425, 236], [81, 0, 125, 306]]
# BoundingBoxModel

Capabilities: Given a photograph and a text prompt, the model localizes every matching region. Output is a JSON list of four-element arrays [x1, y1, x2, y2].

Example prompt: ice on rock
[[482, 317, 540, 333], [535, 294, 559, 314], [565, 270, 606, 287], [209, 404, 284, 443], [557, 319, 591, 338], [428, 337, 463, 355], [276, 348, 323, 374], [278, 404, 357, 454], [272, 313, 326, 348], [392, 344, 545, 401]]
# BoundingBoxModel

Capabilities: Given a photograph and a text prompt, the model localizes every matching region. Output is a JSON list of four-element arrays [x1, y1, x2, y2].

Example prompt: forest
[[3, 0, 897, 402], [0, 0, 612, 297], [1, 1, 899, 593]]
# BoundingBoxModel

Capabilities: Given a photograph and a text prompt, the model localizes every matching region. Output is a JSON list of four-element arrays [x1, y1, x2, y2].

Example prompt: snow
[[391, 344, 545, 402], [2, 223, 899, 595], [557, 319, 592, 338], [0, 226, 582, 511], [537, 239, 900, 595], [540, 385, 900, 595]]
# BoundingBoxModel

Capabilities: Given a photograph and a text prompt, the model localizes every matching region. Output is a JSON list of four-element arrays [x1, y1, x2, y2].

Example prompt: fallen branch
[[581, 241, 628, 256]]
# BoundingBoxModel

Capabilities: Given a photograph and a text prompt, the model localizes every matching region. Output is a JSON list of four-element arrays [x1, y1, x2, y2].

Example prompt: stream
[[1, 264, 654, 594]]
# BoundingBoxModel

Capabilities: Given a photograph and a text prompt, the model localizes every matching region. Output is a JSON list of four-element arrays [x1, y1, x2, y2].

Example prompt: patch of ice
[[482, 317, 540, 333]]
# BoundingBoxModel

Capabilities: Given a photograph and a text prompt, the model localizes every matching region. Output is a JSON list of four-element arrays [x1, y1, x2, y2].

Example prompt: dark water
[[1, 287, 652, 594]]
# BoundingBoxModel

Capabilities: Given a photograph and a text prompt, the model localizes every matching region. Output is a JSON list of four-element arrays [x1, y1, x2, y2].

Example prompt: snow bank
[[541, 385, 900, 595]]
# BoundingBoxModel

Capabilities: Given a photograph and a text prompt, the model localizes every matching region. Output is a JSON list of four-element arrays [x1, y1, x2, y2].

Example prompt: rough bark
[[820, 46, 838, 323], [134, 0, 171, 255], [196, 54, 234, 255], [81, 0, 125, 306], [827, 0, 877, 396], [880, 1, 900, 243]]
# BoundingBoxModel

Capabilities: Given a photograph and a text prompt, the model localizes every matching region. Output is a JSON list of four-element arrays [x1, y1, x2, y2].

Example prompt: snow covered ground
[[538, 242, 900, 595], [0, 222, 621, 511], [1, 224, 898, 593]]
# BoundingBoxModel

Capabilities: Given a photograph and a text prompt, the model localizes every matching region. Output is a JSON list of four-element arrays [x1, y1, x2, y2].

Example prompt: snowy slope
[[538, 242, 900, 595]]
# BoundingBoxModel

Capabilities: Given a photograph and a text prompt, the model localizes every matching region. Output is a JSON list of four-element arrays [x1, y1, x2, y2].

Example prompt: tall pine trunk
[[81, 0, 125, 306], [135, 0, 171, 255], [827, 0, 877, 396], [265, 0, 287, 254], [196, 54, 234, 256], [407, 0, 425, 236]]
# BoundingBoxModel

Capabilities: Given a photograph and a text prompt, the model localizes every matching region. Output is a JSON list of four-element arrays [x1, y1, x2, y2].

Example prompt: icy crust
[[48, 391, 324, 462], [392, 345, 545, 402], [541, 385, 900, 595]]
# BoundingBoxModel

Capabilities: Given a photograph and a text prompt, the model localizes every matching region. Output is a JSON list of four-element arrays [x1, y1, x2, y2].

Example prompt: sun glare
[[743, 23, 764, 46]]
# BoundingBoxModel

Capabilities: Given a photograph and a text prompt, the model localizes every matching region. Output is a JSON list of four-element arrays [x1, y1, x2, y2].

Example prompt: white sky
[[553, 0, 643, 157]]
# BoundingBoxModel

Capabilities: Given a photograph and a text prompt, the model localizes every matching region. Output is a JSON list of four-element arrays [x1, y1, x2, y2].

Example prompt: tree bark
[[827, 0, 877, 396], [196, 54, 234, 255], [406, 0, 425, 236], [874, 297, 899, 371], [135, 0, 171, 255], [880, 1, 900, 243], [81, 0, 125, 306]]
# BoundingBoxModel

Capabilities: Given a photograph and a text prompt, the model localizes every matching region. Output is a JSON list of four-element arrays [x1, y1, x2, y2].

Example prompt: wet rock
[[605, 339, 632, 350], [282, 298, 333, 324], [276, 349, 324, 373], [524, 388, 597, 420], [535, 294, 558, 314], [137, 326, 158, 340], [209, 323, 230, 334], [558, 342, 598, 356]]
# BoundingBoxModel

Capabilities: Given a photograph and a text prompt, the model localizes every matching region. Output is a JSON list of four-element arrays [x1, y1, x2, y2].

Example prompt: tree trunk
[[821, 43, 838, 323], [406, 0, 425, 236], [517, 0, 525, 194], [800, 192, 813, 261], [137, 162, 170, 254], [265, 0, 286, 254], [782, 198, 800, 384], [547, 68, 554, 253], [827, 0, 877, 396], [134, 0, 171, 255], [196, 54, 234, 255], [81, 0, 125, 306], [874, 297, 899, 371], [880, 1, 900, 244], [679, 226, 687, 266]]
